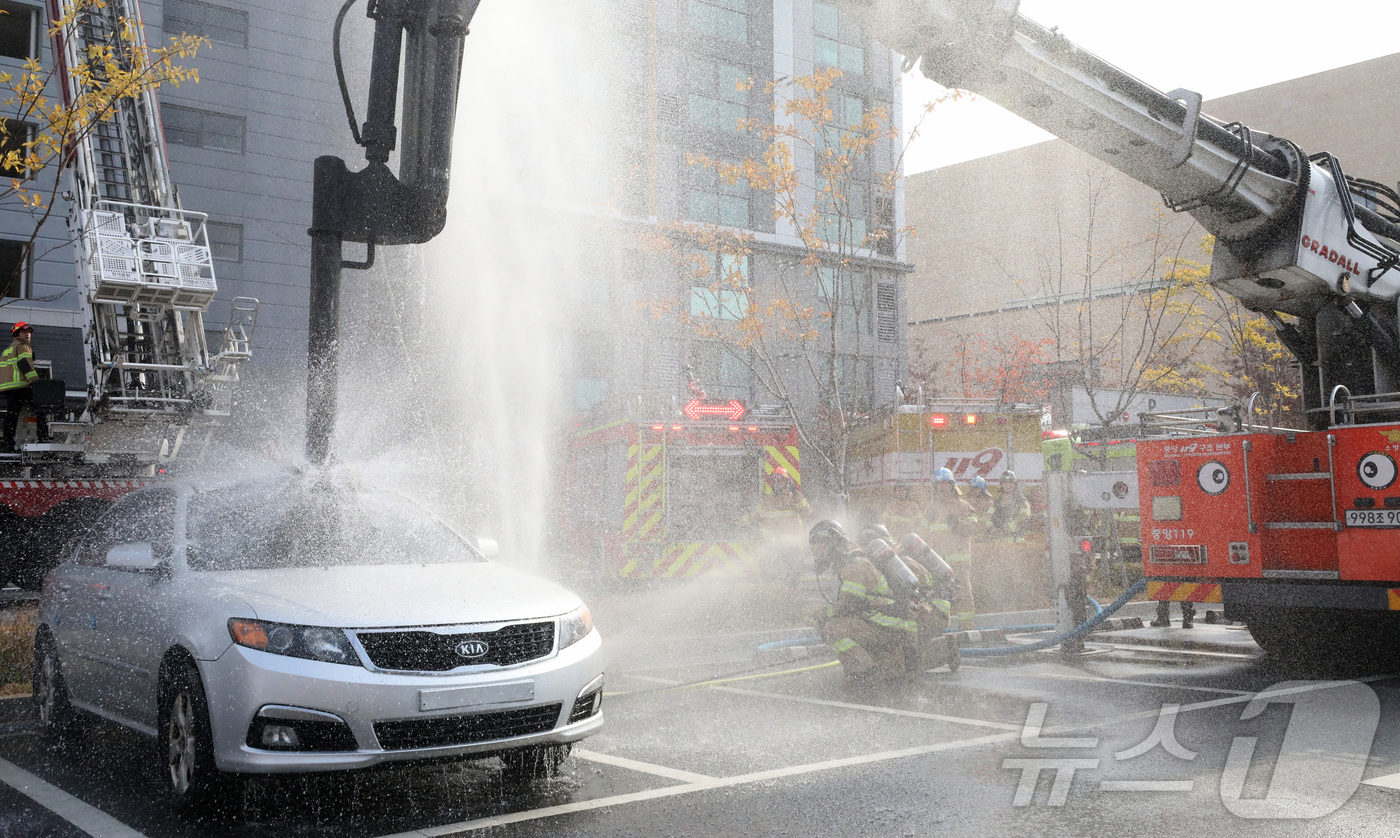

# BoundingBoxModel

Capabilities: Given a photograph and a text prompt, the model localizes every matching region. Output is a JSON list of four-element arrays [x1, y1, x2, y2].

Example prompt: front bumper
[[200, 628, 604, 773]]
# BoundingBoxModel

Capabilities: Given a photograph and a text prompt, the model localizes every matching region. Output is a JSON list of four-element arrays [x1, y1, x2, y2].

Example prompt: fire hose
[[756, 580, 1146, 657]]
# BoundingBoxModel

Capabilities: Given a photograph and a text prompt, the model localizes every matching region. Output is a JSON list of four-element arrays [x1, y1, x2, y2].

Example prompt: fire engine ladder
[[50, 0, 257, 460]]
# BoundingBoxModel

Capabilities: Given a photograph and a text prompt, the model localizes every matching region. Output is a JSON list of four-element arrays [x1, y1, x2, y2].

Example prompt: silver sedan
[[33, 476, 604, 812]]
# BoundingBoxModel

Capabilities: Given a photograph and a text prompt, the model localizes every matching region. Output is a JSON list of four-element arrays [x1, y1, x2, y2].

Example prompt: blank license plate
[[1345, 509, 1400, 528], [419, 680, 534, 711]]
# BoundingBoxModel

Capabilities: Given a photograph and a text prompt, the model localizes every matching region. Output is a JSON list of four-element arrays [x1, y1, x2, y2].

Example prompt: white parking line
[[0, 756, 148, 838], [709, 685, 1024, 731], [572, 749, 717, 784], [1362, 771, 1400, 790], [369, 677, 1390, 837], [959, 664, 1252, 696]]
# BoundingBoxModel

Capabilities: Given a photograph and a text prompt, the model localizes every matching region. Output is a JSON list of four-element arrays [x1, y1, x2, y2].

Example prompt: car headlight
[[229, 619, 360, 666], [558, 604, 594, 650]]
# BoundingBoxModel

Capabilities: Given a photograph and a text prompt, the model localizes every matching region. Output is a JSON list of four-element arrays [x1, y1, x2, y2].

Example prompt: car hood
[[196, 562, 583, 628]]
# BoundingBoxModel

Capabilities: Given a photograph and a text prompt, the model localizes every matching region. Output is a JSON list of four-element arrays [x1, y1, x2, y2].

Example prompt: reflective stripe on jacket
[[829, 556, 918, 633], [0, 338, 37, 392]]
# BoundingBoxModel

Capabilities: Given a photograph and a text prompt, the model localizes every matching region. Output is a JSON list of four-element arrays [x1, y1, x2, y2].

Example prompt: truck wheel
[[501, 743, 571, 783], [158, 659, 232, 813]]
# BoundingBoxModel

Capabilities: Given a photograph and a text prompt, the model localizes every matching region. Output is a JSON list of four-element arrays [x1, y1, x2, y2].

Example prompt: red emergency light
[[651, 424, 664, 431], [670, 424, 683, 431], [963, 413, 979, 425], [728, 425, 740, 432], [929, 414, 949, 429], [682, 399, 747, 421]]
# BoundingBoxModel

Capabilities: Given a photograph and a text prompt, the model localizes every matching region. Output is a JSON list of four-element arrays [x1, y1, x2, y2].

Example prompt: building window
[[687, 163, 749, 228], [690, 252, 749, 320], [814, 1, 864, 75], [204, 221, 243, 262], [161, 104, 245, 152], [688, 56, 749, 133], [817, 265, 870, 334], [164, 0, 249, 47], [0, 2, 37, 62], [0, 238, 29, 299], [817, 176, 868, 245], [689, 0, 747, 42], [0, 119, 32, 178]]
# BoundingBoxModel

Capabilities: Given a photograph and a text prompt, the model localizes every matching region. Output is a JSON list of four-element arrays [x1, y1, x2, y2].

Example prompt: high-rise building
[[571, 0, 910, 434]]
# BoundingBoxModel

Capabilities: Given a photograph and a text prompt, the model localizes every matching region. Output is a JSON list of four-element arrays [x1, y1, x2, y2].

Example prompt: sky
[[900, 0, 1400, 174]]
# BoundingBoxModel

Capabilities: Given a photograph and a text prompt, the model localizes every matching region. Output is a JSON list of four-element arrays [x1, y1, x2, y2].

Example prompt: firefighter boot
[[1151, 600, 1171, 628], [1180, 601, 1196, 629], [917, 634, 960, 673]]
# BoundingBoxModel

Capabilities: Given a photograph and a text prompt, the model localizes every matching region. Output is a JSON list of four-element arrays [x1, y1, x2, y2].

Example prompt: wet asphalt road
[[4, 584, 1400, 837]]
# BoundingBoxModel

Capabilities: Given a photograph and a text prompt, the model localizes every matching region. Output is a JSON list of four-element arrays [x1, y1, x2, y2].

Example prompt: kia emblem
[[455, 639, 489, 658]]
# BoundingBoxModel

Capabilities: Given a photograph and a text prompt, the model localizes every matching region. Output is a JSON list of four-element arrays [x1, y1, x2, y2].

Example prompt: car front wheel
[[158, 659, 231, 813], [32, 631, 83, 746]]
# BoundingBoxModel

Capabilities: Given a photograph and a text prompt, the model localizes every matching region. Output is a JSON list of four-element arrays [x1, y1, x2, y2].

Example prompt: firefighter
[[746, 467, 811, 580], [808, 519, 919, 689], [990, 470, 1032, 539], [880, 481, 929, 541], [927, 467, 979, 628], [890, 532, 962, 670], [967, 475, 994, 518], [1, 322, 47, 454]]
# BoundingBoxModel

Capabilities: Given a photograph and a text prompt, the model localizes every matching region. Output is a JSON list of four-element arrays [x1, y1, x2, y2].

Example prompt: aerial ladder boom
[[40, 0, 258, 464], [837, 0, 1400, 425]]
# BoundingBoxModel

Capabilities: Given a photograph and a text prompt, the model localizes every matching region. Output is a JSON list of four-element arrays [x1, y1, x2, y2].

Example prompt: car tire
[[32, 630, 84, 746], [158, 659, 232, 813], [501, 743, 571, 783]]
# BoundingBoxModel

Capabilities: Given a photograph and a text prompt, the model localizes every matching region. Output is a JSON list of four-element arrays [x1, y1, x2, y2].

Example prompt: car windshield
[[185, 478, 484, 571]]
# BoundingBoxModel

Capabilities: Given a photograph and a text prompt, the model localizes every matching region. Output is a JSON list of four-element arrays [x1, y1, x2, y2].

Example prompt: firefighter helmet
[[971, 475, 991, 495], [769, 467, 795, 489], [11, 322, 31, 334], [809, 519, 849, 572], [1001, 470, 1018, 484], [934, 468, 956, 483]]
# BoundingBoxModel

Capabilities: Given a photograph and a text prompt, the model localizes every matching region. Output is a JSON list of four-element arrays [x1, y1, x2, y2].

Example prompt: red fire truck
[[832, 0, 1400, 656], [563, 400, 800, 581]]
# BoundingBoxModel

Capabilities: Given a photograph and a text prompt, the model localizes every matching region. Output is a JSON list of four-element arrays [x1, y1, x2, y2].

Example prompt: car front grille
[[373, 703, 562, 751], [355, 621, 556, 672]]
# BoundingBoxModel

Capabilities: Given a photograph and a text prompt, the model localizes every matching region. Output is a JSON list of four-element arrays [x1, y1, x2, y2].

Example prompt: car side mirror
[[106, 542, 163, 572], [472, 537, 499, 559]]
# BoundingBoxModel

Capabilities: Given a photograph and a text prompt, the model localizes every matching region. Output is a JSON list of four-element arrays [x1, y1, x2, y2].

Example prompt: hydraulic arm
[[305, 0, 479, 465], [835, 0, 1400, 424]]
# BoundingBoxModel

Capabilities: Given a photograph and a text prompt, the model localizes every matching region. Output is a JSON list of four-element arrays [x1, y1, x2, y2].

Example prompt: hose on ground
[[756, 593, 1117, 651], [959, 578, 1148, 657]]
